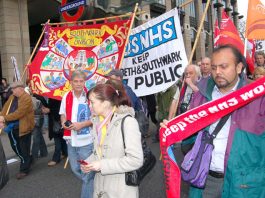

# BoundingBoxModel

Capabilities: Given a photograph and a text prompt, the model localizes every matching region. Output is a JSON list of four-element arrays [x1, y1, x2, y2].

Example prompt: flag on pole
[[214, 10, 255, 74], [246, 0, 265, 39], [214, 19, 220, 47]]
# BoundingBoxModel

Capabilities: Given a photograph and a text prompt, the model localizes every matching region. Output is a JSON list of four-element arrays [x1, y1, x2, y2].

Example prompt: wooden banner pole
[[20, 19, 50, 80], [179, 0, 194, 8], [188, 0, 211, 64], [45, 11, 145, 27], [118, 3, 139, 69], [0, 20, 49, 135], [64, 157, 69, 169]]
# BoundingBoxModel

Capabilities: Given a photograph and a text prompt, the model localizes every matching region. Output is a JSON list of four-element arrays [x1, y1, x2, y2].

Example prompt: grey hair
[[185, 64, 202, 79], [201, 57, 211, 63], [71, 70, 86, 80]]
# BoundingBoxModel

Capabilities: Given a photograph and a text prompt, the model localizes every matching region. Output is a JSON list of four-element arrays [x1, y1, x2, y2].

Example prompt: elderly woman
[[81, 83, 143, 198]]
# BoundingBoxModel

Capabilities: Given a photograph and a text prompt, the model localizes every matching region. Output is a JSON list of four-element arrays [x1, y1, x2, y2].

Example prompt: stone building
[[0, 0, 242, 81]]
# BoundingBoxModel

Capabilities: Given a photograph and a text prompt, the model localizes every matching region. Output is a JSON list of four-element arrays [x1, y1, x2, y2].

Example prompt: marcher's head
[[88, 83, 130, 116], [1, 78, 7, 86], [253, 67, 265, 80], [70, 70, 86, 93], [10, 81, 25, 97], [107, 69, 123, 81], [211, 45, 245, 93], [105, 78, 131, 106], [200, 57, 211, 77], [184, 64, 201, 83], [197, 61, 201, 68], [255, 51, 265, 66]]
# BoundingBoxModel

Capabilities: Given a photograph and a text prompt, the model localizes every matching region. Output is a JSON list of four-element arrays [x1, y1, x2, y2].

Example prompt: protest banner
[[246, 0, 265, 40], [255, 40, 265, 52], [159, 76, 265, 198], [28, 15, 133, 100], [215, 10, 255, 74], [121, 8, 188, 96]]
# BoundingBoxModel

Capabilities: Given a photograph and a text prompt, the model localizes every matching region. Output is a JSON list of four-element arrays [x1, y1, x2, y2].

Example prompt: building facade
[[0, 0, 241, 82]]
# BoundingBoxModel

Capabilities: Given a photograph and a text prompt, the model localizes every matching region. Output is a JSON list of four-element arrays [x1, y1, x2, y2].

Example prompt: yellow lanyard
[[96, 107, 116, 157]]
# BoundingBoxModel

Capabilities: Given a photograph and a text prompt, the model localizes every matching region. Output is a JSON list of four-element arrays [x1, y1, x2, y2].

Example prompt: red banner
[[214, 11, 255, 74], [29, 18, 132, 100], [160, 76, 265, 198]]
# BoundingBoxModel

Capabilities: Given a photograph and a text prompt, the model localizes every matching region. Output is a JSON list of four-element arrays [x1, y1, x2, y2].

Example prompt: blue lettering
[[125, 17, 177, 57]]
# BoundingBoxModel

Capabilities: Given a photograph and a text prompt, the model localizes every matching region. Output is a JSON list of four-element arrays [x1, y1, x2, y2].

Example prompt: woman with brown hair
[[81, 83, 143, 198]]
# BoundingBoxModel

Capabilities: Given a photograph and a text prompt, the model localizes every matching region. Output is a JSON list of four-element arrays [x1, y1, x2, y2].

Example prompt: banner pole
[[20, 19, 50, 81], [64, 157, 69, 169], [0, 20, 49, 135], [45, 11, 145, 26], [118, 3, 139, 69], [179, 0, 194, 8], [188, 0, 211, 64], [0, 100, 12, 135]]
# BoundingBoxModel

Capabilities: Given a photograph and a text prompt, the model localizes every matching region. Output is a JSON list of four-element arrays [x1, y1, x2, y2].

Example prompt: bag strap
[[211, 113, 231, 138], [121, 115, 132, 149]]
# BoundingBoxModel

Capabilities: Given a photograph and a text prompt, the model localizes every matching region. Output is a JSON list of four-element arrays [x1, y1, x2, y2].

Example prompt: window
[[176, 0, 185, 6], [190, 2, 195, 17], [202, 3, 208, 22], [156, 0, 166, 5]]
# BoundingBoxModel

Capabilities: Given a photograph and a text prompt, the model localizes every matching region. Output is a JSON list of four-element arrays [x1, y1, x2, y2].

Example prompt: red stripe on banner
[[159, 76, 265, 198]]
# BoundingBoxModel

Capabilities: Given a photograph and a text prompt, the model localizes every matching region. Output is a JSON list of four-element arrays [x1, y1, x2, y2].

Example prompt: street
[[0, 122, 188, 198]]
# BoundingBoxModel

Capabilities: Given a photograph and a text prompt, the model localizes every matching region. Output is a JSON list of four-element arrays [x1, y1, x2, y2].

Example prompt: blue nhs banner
[[121, 8, 187, 97], [125, 17, 177, 57]]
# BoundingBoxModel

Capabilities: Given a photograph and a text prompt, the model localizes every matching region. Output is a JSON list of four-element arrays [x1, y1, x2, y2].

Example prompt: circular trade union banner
[[29, 18, 132, 100]]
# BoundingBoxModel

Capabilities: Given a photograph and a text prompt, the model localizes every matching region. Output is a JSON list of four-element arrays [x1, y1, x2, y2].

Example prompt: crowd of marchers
[[0, 44, 265, 198]]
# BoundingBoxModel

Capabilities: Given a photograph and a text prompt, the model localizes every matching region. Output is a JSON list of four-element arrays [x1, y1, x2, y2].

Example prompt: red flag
[[247, 39, 256, 67], [214, 19, 220, 48], [215, 11, 255, 74]]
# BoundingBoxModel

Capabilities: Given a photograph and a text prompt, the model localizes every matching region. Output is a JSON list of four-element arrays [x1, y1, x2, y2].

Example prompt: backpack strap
[[211, 113, 231, 138], [121, 115, 132, 149]]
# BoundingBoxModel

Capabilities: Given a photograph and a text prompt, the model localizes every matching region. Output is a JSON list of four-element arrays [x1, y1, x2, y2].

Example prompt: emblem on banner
[[60, 0, 86, 22]]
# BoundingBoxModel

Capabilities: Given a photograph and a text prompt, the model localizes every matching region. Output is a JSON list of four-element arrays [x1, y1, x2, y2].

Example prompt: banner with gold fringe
[[29, 17, 132, 100]]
